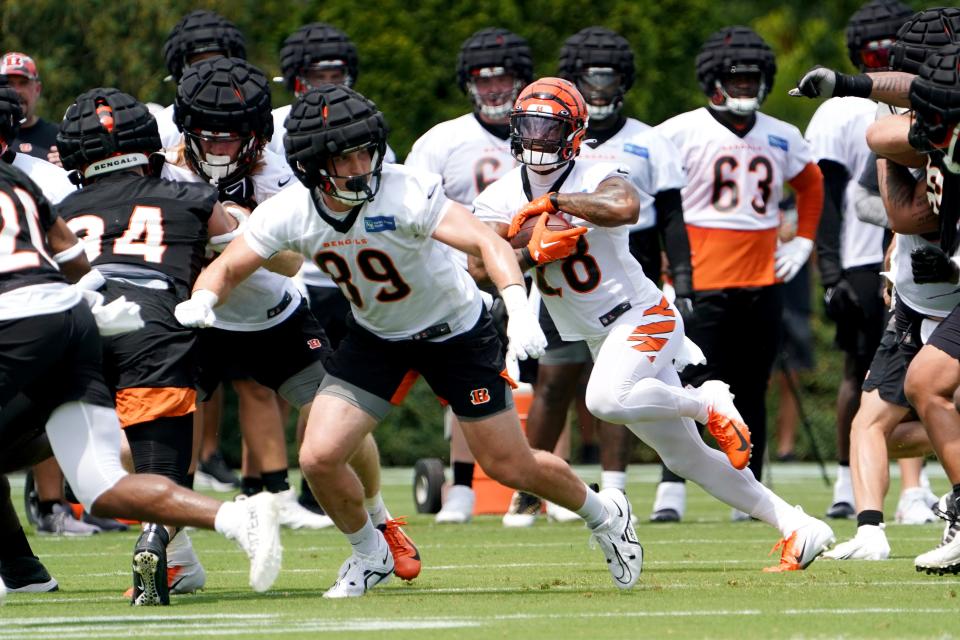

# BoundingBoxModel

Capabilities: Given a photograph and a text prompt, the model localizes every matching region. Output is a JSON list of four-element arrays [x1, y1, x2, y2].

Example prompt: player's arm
[[654, 188, 692, 296], [876, 158, 936, 234], [866, 114, 926, 168], [175, 237, 268, 328], [207, 201, 302, 276], [791, 67, 915, 107], [775, 162, 823, 282], [814, 160, 848, 289], [554, 176, 639, 227], [46, 217, 90, 283]]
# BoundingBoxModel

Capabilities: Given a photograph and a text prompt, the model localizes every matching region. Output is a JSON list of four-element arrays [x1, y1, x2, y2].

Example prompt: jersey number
[[67, 206, 166, 264], [0, 188, 46, 273], [314, 248, 411, 308], [711, 155, 774, 214], [536, 238, 601, 296]]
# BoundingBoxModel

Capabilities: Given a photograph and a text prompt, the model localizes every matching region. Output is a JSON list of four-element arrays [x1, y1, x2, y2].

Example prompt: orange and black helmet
[[509, 78, 588, 170]]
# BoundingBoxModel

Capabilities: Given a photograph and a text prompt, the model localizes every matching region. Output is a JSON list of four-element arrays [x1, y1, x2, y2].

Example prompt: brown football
[[509, 213, 574, 249]]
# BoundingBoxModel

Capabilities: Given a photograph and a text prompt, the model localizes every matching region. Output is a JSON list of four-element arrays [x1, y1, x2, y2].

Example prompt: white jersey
[[157, 103, 182, 150], [245, 163, 482, 341], [474, 161, 662, 341], [805, 97, 883, 268], [577, 118, 686, 231], [11, 153, 74, 204], [892, 232, 960, 317], [164, 151, 302, 331]]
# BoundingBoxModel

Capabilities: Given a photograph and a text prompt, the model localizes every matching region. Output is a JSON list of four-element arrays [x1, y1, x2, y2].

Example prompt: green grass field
[[3, 464, 960, 639]]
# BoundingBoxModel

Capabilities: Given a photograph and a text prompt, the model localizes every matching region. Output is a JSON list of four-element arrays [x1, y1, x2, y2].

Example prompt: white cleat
[[276, 489, 335, 530], [323, 533, 394, 598], [589, 488, 643, 589], [896, 488, 938, 525], [228, 492, 283, 592], [823, 524, 890, 560], [764, 512, 835, 572], [167, 531, 207, 594], [435, 485, 475, 524], [915, 493, 960, 575], [502, 491, 541, 528], [546, 501, 582, 523]]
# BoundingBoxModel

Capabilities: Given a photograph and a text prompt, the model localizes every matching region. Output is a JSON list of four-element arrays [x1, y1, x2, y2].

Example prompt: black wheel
[[413, 458, 446, 514], [23, 469, 40, 527]]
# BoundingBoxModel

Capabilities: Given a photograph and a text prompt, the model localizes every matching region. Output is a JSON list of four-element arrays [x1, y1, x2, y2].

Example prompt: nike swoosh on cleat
[[733, 425, 749, 452]]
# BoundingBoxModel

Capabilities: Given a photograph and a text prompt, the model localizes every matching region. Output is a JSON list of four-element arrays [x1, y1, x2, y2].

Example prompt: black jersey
[[0, 161, 63, 295], [12, 118, 60, 161], [58, 171, 218, 296]]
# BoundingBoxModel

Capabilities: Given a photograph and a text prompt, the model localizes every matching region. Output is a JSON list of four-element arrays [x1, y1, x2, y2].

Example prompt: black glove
[[671, 269, 695, 323], [823, 278, 860, 323], [790, 66, 873, 99], [911, 245, 960, 284], [218, 176, 257, 210]]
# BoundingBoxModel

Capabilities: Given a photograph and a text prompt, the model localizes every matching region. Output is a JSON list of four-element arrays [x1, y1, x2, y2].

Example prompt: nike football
[[510, 213, 573, 249]]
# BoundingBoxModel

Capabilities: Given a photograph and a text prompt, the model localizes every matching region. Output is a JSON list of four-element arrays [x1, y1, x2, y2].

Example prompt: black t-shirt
[[11, 118, 59, 161], [57, 171, 218, 297], [0, 161, 63, 295]]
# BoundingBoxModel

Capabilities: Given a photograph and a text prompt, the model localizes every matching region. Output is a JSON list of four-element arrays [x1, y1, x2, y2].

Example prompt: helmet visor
[[512, 114, 567, 153], [576, 68, 622, 105], [861, 39, 894, 71]]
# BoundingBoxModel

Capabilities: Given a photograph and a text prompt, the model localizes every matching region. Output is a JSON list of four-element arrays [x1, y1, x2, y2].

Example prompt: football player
[[650, 27, 825, 522], [0, 159, 282, 604], [405, 27, 533, 524], [177, 84, 643, 595], [472, 76, 834, 571], [0, 52, 60, 164]]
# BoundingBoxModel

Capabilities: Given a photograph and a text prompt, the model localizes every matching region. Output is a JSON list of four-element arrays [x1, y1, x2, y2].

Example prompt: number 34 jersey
[[474, 161, 663, 342], [656, 108, 812, 289], [244, 163, 483, 342]]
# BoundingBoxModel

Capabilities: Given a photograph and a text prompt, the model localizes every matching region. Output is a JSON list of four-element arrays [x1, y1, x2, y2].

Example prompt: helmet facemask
[[184, 129, 260, 186], [575, 67, 624, 122], [299, 143, 385, 207], [467, 68, 523, 121], [510, 112, 580, 171], [910, 113, 960, 174], [711, 69, 766, 116], [295, 61, 352, 97], [860, 38, 896, 71]]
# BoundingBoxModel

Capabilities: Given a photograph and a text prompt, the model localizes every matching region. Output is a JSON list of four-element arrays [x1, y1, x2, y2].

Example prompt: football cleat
[[589, 488, 643, 589], [131, 525, 170, 606], [915, 492, 960, 575], [698, 380, 752, 470], [378, 517, 420, 581], [0, 556, 59, 593], [167, 531, 206, 594], [649, 481, 685, 523], [323, 532, 394, 598], [825, 501, 856, 519], [823, 524, 890, 561], [277, 488, 335, 530], [195, 450, 241, 492], [38, 504, 101, 536], [226, 491, 283, 592], [502, 491, 542, 527], [763, 513, 835, 572], [546, 501, 582, 523], [435, 485, 475, 524], [896, 487, 938, 525]]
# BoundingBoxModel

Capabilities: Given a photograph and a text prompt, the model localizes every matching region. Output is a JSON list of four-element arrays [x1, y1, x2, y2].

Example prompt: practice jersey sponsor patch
[[768, 135, 789, 151], [623, 143, 649, 158], [365, 215, 397, 232]]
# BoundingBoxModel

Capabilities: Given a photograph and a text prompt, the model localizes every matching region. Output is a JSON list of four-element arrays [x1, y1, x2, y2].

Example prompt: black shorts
[[927, 303, 960, 359], [305, 284, 351, 350], [538, 301, 591, 365], [100, 280, 197, 391], [0, 302, 113, 412], [197, 299, 330, 404], [324, 308, 513, 421], [833, 267, 885, 377], [862, 313, 909, 408]]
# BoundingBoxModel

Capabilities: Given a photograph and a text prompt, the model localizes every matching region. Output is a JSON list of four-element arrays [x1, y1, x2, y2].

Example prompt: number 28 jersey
[[245, 164, 483, 341], [474, 161, 663, 342]]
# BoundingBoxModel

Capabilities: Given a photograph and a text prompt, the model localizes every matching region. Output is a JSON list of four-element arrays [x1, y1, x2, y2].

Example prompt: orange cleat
[[699, 380, 751, 470], [763, 516, 835, 572], [379, 517, 421, 581]]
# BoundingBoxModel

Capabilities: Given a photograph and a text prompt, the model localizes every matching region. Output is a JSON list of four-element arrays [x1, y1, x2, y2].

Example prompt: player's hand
[[775, 237, 813, 282], [174, 289, 218, 328], [527, 213, 587, 264], [670, 269, 695, 322], [46, 145, 62, 168], [789, 66, 837, 98], [911, 245, 960, 284], [508, 192, 559, 238], [92, 296, 145, 336], [823, 279, 860, 323], [500, 284, 547, 360]]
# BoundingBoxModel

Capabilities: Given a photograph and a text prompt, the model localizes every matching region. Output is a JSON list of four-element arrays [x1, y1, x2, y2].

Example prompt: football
[[509, 213, 574, 249]]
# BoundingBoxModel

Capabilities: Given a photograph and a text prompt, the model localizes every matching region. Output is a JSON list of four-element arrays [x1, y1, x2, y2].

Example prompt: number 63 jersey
[[244, 163, 483, 341], [656, 107, 812, 290], [474, 161, 664, 342]]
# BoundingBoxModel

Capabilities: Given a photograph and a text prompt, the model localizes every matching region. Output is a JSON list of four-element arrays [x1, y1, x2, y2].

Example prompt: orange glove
[[508, 192, 559, 238], [527, 213, 588, 265]]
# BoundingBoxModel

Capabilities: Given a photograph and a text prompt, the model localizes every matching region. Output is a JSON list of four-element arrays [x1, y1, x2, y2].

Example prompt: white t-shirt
[[805, 97, 883, 268], [474, 161, 661, 341], [245, 163, 482, 341], [163, 151, 302, 331], [157, 103, 182, 150], [892, 232, 960, 317], [11, 153, 75, 204], [577, 118, 686, 231]]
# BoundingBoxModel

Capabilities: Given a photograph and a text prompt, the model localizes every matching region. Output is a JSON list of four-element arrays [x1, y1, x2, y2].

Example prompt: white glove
[[207, 202, 249, 254], [775, 237, 813, 282], [174, 289, 218, 328], [789, 67, 836, 98], [78, 289, 144, 336], [501, 284, 546, 361]]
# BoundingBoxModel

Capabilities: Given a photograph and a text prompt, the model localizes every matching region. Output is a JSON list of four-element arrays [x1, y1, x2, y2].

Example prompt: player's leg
[[434, 414, 477, 524], [896, 457, 938, 524], [195, 386, 240, 492], [0, 475, 58, 593]]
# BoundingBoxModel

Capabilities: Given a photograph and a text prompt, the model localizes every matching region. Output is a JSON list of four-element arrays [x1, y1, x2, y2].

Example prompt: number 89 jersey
[[244, 164, 483, 342], [474, 161, 664, 342]]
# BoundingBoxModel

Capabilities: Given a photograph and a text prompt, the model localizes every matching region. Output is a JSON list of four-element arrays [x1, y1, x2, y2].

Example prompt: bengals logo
[[469, 388, 491, 405], [306, 338, 323, 350]]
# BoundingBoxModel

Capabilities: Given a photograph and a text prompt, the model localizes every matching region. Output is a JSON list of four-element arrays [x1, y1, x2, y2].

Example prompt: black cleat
[[0, 556, 59, 592], [826, 501, 856, 519], [131, 524, 170, 606], [649, 508, 681, 523]]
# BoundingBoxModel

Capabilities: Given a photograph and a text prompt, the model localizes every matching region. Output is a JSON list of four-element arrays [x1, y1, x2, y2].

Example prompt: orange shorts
[[115, 387, 196, 428]]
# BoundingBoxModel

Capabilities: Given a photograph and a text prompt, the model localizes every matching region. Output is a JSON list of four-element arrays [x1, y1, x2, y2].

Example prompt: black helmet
[[845, 0, 913, 71], [174, 57, 272, 185], [558, 26, 634, 121], [891, 8, 960, 74], [0, 83, 22, 154], [457, 28, 533, 120], [908, 44, 960, 170], [284, 84, 388, 206], [162, 10, 246, 82], [279, 23, 359, 95], [57, 88, 161, 183], [696, 26, 776, 116]]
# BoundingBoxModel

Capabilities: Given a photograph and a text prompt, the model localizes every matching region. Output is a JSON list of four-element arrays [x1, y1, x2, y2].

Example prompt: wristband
[[53, 242, 85, 264], [500, 284, 528, 316], [835, 73, 873, 98], [549, 192, 560, 211], [518, 247, 535, 270]]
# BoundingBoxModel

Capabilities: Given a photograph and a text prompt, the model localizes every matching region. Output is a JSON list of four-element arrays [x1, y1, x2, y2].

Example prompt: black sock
[[299, 478, 320, 506], [241, 476, 263, 496], [838, 460, 850, 467], [857, 510, 884, 527], [262, 469, 290, 494], [38, 500, 58, 517], [452, 461, 475, 488]]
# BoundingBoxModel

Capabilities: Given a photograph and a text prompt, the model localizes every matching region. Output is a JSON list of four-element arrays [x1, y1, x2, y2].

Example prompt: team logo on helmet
[[558, 26, 635, 122], [510, 77, 588, 171], [696, 26, 776, 117], [280, 23, 359, 96], [457, 28, 534, 121]]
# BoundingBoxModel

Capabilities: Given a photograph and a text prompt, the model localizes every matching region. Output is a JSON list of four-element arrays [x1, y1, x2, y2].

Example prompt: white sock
[[365, 493, 389, 527], [576, 487, 609, 529], [834, 465, 853, 503], [214, 501, 241, 539], [345, 516, 380, 558], [601, 471, 627, 492]]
